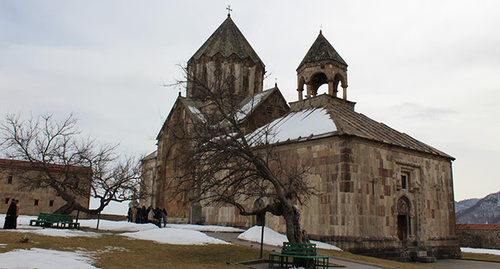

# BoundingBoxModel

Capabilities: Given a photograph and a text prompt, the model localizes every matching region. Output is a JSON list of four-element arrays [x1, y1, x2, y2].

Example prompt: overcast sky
[[1, 1, 499, 209]]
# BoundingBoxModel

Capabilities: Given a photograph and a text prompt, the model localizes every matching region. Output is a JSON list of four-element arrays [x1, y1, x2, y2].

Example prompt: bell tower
[[296, 31, 348, 101]]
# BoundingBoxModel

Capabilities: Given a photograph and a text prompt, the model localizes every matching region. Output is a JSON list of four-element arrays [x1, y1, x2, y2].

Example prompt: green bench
[[269, 242, 330, 268], [29, 213, 80, 229]]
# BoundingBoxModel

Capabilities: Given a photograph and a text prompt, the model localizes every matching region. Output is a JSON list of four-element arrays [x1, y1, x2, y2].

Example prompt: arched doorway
[[397, 196, 411, 241]]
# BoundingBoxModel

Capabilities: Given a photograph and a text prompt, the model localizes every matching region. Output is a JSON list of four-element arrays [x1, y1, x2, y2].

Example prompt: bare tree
[[165, 67, 317, 247], [0, 114, 143, 215]]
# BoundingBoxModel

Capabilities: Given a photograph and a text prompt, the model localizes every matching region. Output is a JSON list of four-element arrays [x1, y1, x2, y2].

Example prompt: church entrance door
[[397, 214, 409, 241], [396, 196, 411, 244]]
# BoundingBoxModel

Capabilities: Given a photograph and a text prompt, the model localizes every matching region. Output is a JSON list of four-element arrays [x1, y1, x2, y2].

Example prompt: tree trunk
[[53, 200, 105, 215], [53, 201, 76, 214], [284, 205, 314, 268], [284, 206, 309, 243]]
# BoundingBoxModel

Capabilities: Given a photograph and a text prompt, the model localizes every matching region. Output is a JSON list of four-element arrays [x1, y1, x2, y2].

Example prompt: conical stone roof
[[297, 31, 347, 70], [189, 15, 264, 67]]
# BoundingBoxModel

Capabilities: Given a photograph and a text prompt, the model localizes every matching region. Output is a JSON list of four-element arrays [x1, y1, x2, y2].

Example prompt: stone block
[[340, 181, 354, 193]]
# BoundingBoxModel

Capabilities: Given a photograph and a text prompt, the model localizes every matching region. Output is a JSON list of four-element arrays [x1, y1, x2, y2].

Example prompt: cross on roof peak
[[226, 5, 233, 16]]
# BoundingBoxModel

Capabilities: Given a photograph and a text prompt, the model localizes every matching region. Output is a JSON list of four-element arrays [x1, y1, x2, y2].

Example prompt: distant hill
[[456, 191, 500, 224], [455, 198, 480, 213]]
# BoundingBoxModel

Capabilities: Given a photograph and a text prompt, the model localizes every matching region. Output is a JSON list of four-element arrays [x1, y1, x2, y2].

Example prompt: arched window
[[332, 73, 345, 97], [309, 72, 328, 96]]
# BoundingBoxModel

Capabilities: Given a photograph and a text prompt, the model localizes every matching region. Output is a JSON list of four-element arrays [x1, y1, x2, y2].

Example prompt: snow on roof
[[141, 150, 157, 161], [235, 90, 271, 121], [187, 105, 206, 122], [249, 107, 337, 145]]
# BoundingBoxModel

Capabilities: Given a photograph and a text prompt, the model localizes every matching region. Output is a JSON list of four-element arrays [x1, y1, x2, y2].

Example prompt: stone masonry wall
[[201, 135, 459, 257], [456, 224, 500, 249], [156, 104, 192, 219], [187, 55, 264, 101], [0, 170, 89, 217]]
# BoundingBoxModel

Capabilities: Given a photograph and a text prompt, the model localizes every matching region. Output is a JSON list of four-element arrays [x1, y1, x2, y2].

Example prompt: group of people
[[3, 198, 20, 229], [127, 206, 168, 228]]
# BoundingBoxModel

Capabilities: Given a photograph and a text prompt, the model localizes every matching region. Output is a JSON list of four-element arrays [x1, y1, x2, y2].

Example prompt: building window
[[396, 161, 421, 192], [401, 172, 410, 189], [7, 175, 13, 184], [5, 198, 9, 204], [34, 199, 39, 206], [49, 200, 54, 207]]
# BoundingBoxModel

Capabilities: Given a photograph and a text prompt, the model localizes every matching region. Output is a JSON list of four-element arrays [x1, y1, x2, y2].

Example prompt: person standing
[[131, 206, 138, 223], [139, 206, 147, 223], [147, 207, 158, 227], [161, 209, 168, 228], [3, 199, 17, 229], [153, 208, 161, 226], [127, 207, 132, 222], [14, 199, 20, 229]]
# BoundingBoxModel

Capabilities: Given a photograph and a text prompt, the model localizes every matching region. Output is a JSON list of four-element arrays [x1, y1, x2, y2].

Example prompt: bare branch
[[161, 67, 315, 243], [0, 113, 143, 215]]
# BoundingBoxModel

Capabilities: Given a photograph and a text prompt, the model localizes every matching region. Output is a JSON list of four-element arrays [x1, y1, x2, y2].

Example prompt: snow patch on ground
[[78, 219, 159, 232], [0, 214, 99, 237], [79, 219, 244, 233], [0, 214, 37, 228], [2, 215, 241, 233], [0, 248, 97, 269], [238, 226, 342, 251], [121, 227, 229, 245], [461, 247, 500, 256], [165, 223, 244, 232]]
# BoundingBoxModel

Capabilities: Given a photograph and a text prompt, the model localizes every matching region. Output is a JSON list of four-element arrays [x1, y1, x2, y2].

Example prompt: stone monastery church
[[142, 14, 460, 259]]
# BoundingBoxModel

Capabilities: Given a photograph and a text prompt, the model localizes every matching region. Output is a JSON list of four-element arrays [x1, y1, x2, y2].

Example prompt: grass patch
[[461, 252, 500, 263], [0, 230, 262, 268], [3, 230, 499, 268]]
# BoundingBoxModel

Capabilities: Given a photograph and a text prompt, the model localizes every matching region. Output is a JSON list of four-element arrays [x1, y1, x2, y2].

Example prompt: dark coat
[[3, 202, 17, 229]]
